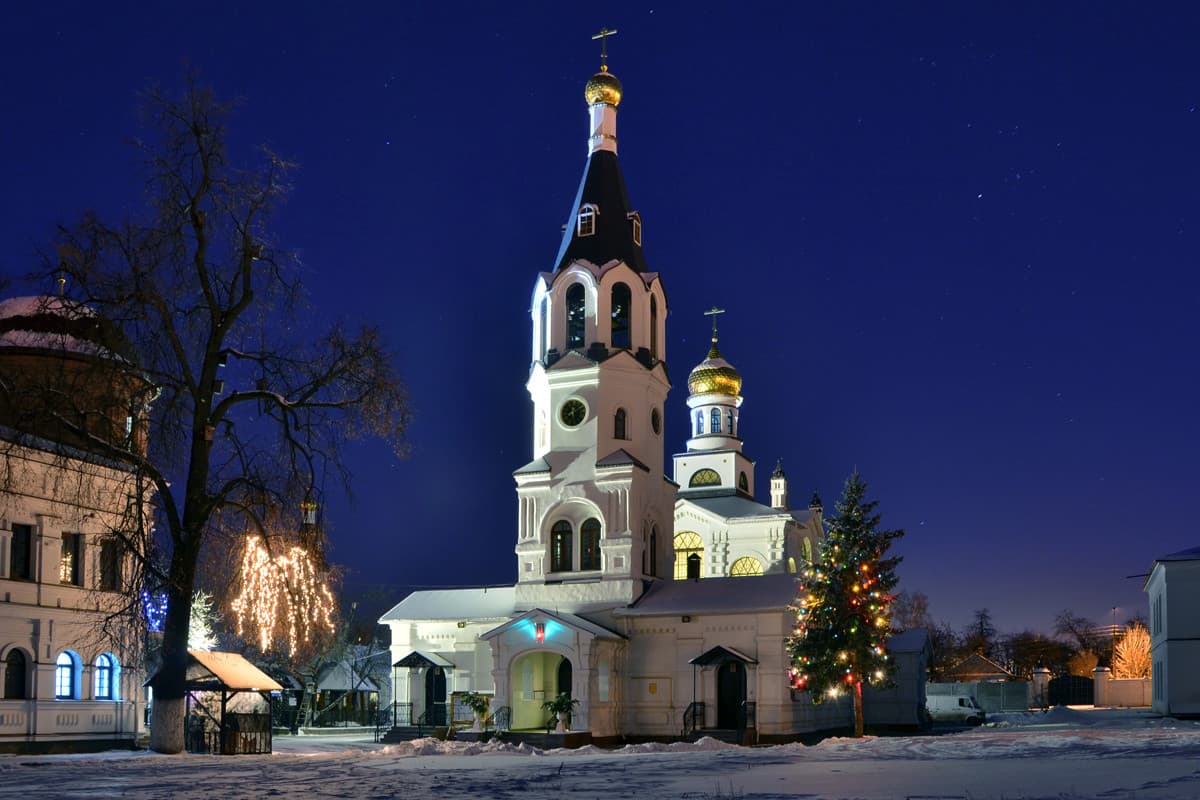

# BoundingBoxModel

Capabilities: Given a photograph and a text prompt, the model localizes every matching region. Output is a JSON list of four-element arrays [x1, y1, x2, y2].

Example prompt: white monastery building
[[0, 296, 149, 752], [381, 56, 866, 743]]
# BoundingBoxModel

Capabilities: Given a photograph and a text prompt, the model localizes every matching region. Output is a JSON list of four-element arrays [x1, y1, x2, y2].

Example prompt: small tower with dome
[[673, 310, 755, 497]]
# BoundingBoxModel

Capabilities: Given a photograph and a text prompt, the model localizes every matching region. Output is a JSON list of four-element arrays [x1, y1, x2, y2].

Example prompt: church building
[[380, 52, 849, 743]]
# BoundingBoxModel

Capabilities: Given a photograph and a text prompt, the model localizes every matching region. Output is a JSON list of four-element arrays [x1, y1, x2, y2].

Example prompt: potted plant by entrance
[[461, 692, 492, 731], [542, 693, 579, 733]]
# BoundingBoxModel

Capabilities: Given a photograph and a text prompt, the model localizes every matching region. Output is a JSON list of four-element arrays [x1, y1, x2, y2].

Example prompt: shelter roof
[[689, 645, 758, 666], [145, 650, 283, 692], [394, 651, 458, 669]]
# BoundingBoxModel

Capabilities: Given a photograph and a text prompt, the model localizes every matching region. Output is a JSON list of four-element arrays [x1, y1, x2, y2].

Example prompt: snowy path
[[0, 709, 1198, 799]]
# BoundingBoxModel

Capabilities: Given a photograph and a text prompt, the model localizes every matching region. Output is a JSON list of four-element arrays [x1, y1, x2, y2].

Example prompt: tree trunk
[[148, 534, 201, 754], [853, 681, 864, 738]]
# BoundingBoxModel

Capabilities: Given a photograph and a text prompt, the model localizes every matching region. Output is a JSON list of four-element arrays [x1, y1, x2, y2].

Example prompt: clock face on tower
[[560, 398, 586, 427]]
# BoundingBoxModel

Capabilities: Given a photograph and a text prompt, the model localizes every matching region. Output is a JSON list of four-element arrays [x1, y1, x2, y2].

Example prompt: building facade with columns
[[381, 57, 844, 742]]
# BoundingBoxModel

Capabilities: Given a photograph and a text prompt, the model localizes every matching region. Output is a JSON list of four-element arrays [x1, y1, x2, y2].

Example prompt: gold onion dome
[[585, 67, 623, 107], [687, 340, 743, 397]]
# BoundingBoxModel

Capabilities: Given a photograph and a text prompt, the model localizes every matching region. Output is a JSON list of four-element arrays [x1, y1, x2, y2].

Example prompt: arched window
[[551, 521, 573, 572], [4, 650, 26, 699], [787, 557, 797, 574], [650, 296, 658, 360], [94, 654, 117, 700], [55, 652, 77, 700], [694, 411, 703, 436], [577, 203, 597, 237], [803, 538, 814, 564], [738, 472, 750, 492], [566, 283, 585, 349], [614, 408, 627, 440], [689, 468, 722, 487], [727, 410, 734, 435], [580, 518, 601, 570], [610, 283, 631, 349], [710, 408, 721, 434], [649, 524, 658, 577], [674, 531, 705, 581], [730, 557, 763, 577]]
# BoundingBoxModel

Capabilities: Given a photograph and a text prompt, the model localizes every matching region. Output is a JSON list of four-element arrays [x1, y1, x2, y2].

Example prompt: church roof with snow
[[679, 491, 792, 521], [615, 573, 798, 617], [1155, 545, 1200, 562], [379, 586, 515, 622]]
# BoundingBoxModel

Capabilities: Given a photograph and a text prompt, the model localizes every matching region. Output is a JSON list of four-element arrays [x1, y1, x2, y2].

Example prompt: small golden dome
[[687, 340, 743, 397], [585, 67, 622, 107]]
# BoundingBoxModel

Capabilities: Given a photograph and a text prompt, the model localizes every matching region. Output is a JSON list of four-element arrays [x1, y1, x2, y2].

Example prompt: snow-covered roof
[[0, 294, 125, 359], [596, 448, 649, 471], [1155, 545, 1200, 562], [513, 456, 551, 475], [316, 660, 380, 693], [887, 628, 932, 654], [144, 650, 283, 692], [615, 573, 798, 617], [379, 586, 515, 623], [678, 492, 791, 521]]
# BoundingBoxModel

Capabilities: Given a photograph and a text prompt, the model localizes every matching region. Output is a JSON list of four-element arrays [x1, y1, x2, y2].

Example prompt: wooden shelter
[[147, 650, 283, 754]]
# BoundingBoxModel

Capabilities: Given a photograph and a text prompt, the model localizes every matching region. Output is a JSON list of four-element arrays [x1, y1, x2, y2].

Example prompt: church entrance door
[[424, 667, 447, 725], [716, 661, 745, 729], [556, 657, 573, 698]]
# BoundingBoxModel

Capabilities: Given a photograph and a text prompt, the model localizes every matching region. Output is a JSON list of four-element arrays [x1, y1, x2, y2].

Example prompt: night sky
[[2, 3, 1197, 636]]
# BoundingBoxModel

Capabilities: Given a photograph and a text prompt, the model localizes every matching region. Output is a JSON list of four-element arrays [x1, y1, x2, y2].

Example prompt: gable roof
[[145, 650, 283, 692], [393, 651, 457, 669], [615, 573, 798, 617], [596, 448, 649, 471], [479, 608, 624, 642], [316, 660, 380, 693], [689, 644, 758, 666], [944, 651, 1015, 680], [888, 628, 933, 654], [1155, 545, 1200, 562]]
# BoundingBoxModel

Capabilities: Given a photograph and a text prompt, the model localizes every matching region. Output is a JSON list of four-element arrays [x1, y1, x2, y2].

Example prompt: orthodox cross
[[703, 306, 726, 339], [592, 27, 618, 69]]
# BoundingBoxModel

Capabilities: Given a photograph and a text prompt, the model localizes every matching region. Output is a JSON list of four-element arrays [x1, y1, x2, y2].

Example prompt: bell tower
[[514, 39, 676, 613]]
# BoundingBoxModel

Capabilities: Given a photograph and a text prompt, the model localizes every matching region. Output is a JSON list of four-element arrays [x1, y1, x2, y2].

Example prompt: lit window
[[610, 283, 631, 348], [689, 468, 722, 488], [60, 533, 83, 586], [94, 654, 116, 700], [581, 519, 601, 570], [614, 408, 627, 440], [738, 472, 749, 492], [577, 204, 597, 237], [803, 539, 814, 563], [551, 521, 573, 572], [730, 557, 763, 577], [710, 408, 721, 434], [4, 651, 26, 699], [566, 283, 585, 349], [55, 652, 76, 700], [674, 532, 704, 581]]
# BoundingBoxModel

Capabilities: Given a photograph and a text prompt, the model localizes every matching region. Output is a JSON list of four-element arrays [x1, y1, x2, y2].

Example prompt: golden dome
[[687, 340, 743, 397], [585, 67, 622, 107]]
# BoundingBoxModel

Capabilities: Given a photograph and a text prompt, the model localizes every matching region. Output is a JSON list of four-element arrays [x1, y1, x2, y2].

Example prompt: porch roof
[[689, 644, 758, 666], [393, 650, 457, 669]]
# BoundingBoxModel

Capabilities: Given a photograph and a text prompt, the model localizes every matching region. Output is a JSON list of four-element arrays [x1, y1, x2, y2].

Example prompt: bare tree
[[1054, 609, 1100, 654], [45, 77, 408, 753], [890, 590, 933, 632]]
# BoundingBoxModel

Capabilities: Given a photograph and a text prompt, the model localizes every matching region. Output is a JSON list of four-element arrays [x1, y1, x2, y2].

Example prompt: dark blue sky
[[3, 2, 1197, 635]]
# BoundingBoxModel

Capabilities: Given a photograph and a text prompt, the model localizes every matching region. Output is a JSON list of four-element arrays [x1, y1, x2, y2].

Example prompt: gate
[[1048, 675, 1093, 706]]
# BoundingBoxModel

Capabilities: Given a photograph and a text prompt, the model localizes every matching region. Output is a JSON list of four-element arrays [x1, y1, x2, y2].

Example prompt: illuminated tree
[[1112, 623, 1151, 679], [787, 471, 903, 737], [45, 76, 409, 753], [188, 591, 221, 651]]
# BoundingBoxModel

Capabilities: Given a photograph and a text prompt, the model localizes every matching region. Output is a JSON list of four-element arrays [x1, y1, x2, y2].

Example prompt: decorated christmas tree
[[787, 471, 903, 737]]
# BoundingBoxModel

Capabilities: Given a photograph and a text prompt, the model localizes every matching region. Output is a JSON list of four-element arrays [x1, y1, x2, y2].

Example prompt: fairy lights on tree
[[231, 535, 336, 656], [787, 471, 903, 737]]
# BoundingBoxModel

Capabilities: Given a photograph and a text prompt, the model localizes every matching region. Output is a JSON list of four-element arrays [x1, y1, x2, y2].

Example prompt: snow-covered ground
[[0, 707, 1197, 799]]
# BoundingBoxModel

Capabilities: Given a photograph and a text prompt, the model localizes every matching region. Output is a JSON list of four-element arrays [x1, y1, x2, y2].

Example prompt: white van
[[926, 694, 985, 724]]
